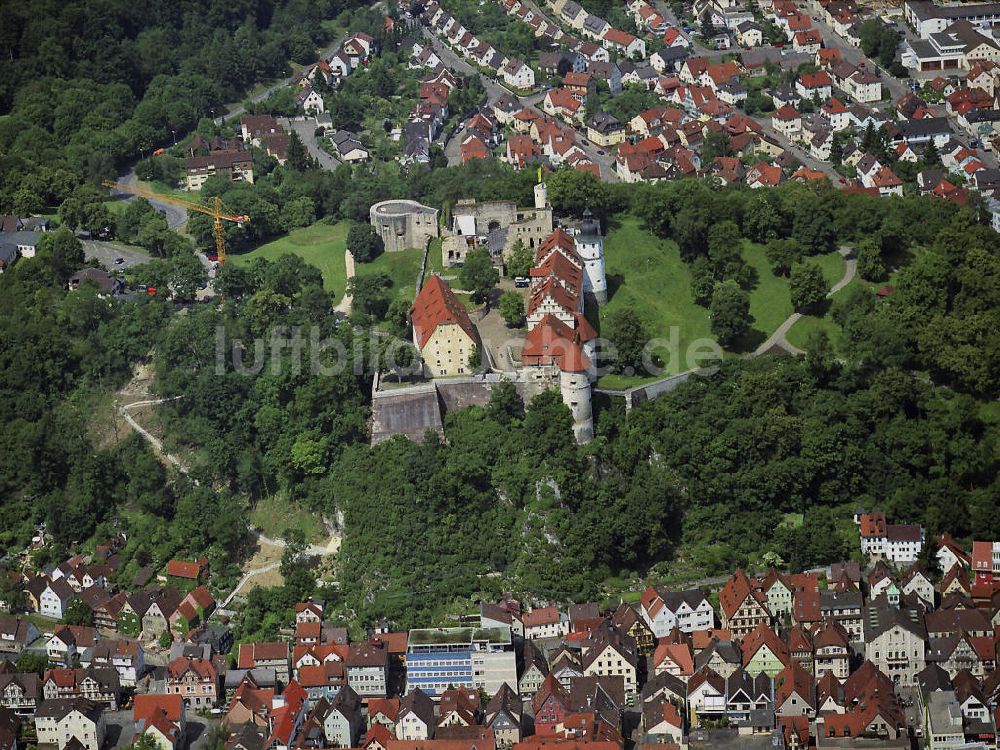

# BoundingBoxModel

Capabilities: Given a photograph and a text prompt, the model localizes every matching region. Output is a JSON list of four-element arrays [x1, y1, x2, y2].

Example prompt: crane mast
[[102, 180, 249, 264]]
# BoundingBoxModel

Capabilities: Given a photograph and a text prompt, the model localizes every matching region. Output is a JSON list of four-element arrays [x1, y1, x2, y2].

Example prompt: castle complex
[[369, 199, 440, 252], [405, 191, 607, 444], [442, 184, 553, 267]]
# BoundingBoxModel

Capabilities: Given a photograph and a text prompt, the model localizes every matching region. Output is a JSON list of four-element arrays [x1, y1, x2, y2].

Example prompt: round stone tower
[[534, 182, 548, 209], [574, 208, 608, 305], [560, 366, 594, 444]]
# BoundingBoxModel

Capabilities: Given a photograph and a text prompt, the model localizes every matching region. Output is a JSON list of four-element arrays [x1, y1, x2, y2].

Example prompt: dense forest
[[0, 0, 360, 213]]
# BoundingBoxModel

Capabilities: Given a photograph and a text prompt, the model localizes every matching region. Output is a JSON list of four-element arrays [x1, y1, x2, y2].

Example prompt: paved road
[[214, 32, 354, 127], [750, 115, 842, 182], [83, 240, 152, 270], [284, 116, 343, 170], [111, 170, 188, 230]]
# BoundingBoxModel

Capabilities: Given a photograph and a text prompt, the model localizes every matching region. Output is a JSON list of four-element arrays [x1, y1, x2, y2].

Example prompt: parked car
[[114, 257, 124, 265]]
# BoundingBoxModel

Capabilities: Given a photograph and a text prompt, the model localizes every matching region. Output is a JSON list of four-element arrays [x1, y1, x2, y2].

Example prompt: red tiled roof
[[719, 569, 755, 619], [521, 315, 591, 373], [410, 276, 478, 350], [237, 641, 289, 669], [741, 623, 789, 666], [166, 560, 201, 579], [774, 104, 800, 120], [774, 661, 815, 709], [799, 70, 832, 88], [652, 642, 694, 675], [186, 585, 215, 611]]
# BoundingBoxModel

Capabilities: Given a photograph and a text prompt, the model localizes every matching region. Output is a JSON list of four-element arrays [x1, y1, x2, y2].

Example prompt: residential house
[[34, 698, 105, 750], [184, 151, 254, 190], [748, 161, 782, 189], [519, 641, 549, 697], [485, 684, 521, 748], [610, 603, 654, 654], [0, 674, 39, 715], [773, 662, 816, 718], [642, 700, 683, 745], [820, 589, 864, 644], [772, 105, 802, 140], [346, 640, 388, 697], [523, 607, 569, 640], [812, 621, 851, 680], [237, 642, 291, 687], [687, 668, 726, 722], [396, 689, 435, 741], [719, 570, 771, 640], [586, 113, 625, 146], [133, 694, 185, 750], [740, 624, 789, 678], [725, 668, 773, 723], [503, 59, 535, 89], [167, 657, 219, 708], [321, 685, 363, 747], [90, 639, 143, 688], [0, 618, 39, 656], [639, 588, 714, 637], [40, 579, 76, 620], [581, 627, 638, 703], [532, 675, 570, 736]]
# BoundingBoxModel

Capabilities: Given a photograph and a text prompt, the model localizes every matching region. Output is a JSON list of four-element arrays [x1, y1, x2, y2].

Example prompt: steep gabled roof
[[410, 276, 478, 349]]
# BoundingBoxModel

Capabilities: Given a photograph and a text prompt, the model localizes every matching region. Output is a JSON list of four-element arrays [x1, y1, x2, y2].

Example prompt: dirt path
[[117, 362, 343, 606], [753, 246, 856, 357], [334, 250, 355, 315]]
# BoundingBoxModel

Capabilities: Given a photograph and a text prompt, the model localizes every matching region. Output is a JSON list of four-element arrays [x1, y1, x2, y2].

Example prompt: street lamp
[[171, 129, 177, 145]]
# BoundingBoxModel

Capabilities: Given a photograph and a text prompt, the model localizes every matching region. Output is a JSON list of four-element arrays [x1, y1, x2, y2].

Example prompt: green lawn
[[356, 248, 427, 305], [231, 221, 350, 300], [249, 494, 327, 545], [599, 218, 715, 381], [426, 239, 445, 274], [785, 268, 858, 353], [746, 245, 847, 351], [742, 241, 794, 338]]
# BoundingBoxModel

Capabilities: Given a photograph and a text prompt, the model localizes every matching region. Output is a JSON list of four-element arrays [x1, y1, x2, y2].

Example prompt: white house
[[502, 58, 535, 89], [639, 587, 715, 637]]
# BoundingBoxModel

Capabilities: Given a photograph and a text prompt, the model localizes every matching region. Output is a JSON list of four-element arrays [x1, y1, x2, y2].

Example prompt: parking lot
[[82, 240, 152, 271]]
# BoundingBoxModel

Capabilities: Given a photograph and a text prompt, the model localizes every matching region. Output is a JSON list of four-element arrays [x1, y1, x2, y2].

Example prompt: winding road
[[753, 245, 857, 356]]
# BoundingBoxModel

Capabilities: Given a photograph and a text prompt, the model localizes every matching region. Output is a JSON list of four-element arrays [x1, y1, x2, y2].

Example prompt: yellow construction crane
[[102, 180, 249, 264]]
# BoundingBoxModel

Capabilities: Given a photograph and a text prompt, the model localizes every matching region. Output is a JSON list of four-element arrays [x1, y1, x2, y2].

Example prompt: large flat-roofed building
[[405, 626, 517, 697], [905, 0, 1000, 38]]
